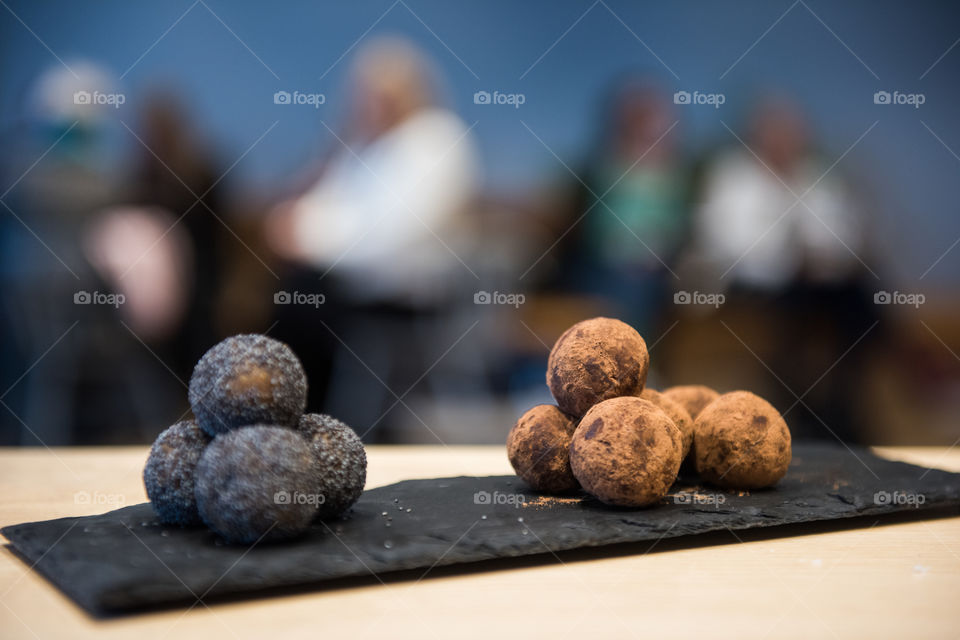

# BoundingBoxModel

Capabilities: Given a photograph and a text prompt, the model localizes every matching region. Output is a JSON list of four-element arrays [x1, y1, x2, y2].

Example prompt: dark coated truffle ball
[[662, 384, 719, 420], [693, 391, 792, 489], [506, 404, 579, 493], [547, 317, 650, 417], [638, 388, 693, 460], [143, 420, 211, 526], [569, 397, 682, 507], [195, 425, 319, 544], [189, 334, 307, 436], [297, 413, 367, 519]]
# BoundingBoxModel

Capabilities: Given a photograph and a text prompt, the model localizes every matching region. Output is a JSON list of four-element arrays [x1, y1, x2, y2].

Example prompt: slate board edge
[[4, 444, 960, 616], [4, 484, 960, 616]]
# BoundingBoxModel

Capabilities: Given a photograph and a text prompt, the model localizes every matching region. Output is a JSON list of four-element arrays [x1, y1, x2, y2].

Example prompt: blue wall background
[[2, 0, 959, 285]]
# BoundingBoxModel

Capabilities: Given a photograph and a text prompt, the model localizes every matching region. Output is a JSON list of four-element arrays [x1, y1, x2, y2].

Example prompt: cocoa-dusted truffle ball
[[195, 425, 319, 544], [297, 414, 367, 519], [693, 391, 791, 489], [569, 397, 682, 507], [143, 420, 211, 526], [638, 388, 693, 459], [506, 404, 579, 493], [189, 334, 307, 436], [662, 384, 719, 420], [547, 317, 649, 417]]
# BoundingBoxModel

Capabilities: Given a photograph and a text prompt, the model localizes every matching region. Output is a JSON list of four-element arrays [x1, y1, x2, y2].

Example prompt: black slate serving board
[[4, 443, 960, 615]]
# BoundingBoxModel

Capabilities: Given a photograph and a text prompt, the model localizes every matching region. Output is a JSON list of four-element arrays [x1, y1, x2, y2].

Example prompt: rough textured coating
[[506, 405, 579, 493], [195, 425, 319, 544], [547, 317, 650, 417], [662, 384, 720, 420], [639, 388, 693, 459], [297, 414, 367, 519], [188, 334, 307, 436], [569, 397, 682, 507], [143, 420, 211, 526], [694, 391, 792, 489]]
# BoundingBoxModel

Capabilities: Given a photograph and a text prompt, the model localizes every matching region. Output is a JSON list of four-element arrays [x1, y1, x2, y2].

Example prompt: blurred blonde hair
[[350, 36, 440, 122]]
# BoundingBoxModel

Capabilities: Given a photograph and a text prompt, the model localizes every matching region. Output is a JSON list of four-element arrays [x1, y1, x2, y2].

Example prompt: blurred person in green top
[[562, 76, 684, 336]]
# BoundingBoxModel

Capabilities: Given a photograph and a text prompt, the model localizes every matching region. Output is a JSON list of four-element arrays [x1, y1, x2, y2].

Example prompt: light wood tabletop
[[1, 445, 959, 640]]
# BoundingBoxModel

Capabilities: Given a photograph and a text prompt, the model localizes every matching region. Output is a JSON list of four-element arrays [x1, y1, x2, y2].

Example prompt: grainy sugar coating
[[693, 391, 792, 489], [547, 317, 649, 417], [662, 384, 719, 420], [297, 414, 367, 519], [143, 420, 211, 526], [195, 425, 319, 544], [188, 334, 307, 436], [638, 388, 693, 459], [506, 404, 579, 493], [569, 397, 682, 507]]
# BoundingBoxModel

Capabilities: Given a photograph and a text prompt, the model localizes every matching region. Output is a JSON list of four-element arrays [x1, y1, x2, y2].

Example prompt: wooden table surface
[[1, 445, 959, 639]]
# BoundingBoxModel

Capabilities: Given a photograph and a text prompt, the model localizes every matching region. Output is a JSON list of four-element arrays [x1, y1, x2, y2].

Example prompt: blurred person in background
[[693, 97, 864, 290], [0, 64, 190, 444], [267, 37, 479, 441], [688, 96, 878, 440], [78, 89, 230, 442], [556, 76, 686, 338], [127, 89, 226, 375]]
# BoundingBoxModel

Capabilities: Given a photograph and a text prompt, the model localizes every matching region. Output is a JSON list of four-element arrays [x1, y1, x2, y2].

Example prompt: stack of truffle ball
[[507, 317, 792, 507], [143, 334, 366, 544]]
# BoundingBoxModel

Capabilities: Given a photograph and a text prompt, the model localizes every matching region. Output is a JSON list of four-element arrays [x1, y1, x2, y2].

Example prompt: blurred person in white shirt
[[268, 37, 479, 307], [687, 96, 877, 441], [692, 97, 864, 291], [265, 37, 479, 440]]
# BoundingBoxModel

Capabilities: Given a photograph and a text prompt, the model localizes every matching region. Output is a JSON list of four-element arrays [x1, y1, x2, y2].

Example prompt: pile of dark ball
[[143, 334, 366, 544]]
